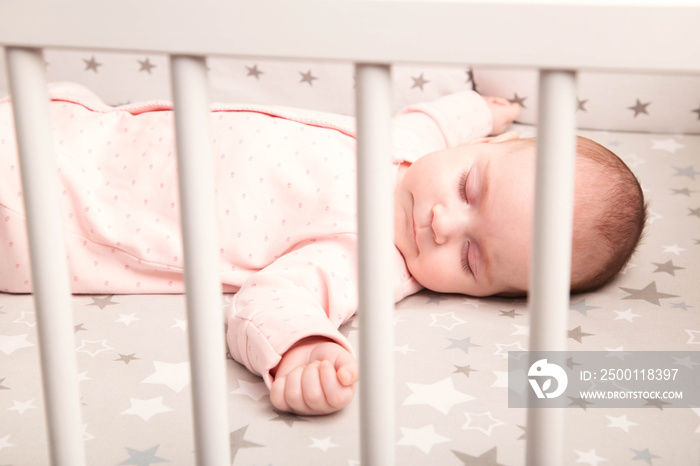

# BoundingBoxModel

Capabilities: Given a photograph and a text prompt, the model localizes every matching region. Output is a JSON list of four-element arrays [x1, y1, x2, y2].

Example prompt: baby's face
[[394, 139, 536, 297]]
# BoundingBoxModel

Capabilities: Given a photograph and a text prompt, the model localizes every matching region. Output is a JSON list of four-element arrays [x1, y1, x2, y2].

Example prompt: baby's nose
[[431, 204, 461, 245]]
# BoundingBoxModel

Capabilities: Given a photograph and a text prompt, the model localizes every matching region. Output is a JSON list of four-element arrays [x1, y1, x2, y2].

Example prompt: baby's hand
[[483, 96, 521, 136], [270, 337, 358, 415]]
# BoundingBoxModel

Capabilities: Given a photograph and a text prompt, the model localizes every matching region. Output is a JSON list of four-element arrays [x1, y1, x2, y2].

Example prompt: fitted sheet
[[1, 124, 698, 465]]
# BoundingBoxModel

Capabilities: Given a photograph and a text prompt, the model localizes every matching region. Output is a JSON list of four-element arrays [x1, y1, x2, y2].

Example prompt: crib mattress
[[1, 124, 698, 465]]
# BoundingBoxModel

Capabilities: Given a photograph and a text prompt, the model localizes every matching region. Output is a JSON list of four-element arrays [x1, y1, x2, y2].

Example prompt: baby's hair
[[569, 136, 647, 293], [509, 136, 646, 294]]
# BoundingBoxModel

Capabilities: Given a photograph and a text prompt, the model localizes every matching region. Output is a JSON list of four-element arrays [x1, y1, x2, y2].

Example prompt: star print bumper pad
[[1, 124, 698, 465]]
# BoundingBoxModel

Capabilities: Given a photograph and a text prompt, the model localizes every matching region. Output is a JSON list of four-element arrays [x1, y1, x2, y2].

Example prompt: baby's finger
[[301, 361, 328, 412], [270, 376, 291, 413], [319, 361, 355, 410], [282, 366, 309, 414]]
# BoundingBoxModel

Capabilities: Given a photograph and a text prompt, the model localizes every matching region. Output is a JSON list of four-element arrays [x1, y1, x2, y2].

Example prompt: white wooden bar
[[355, 63, 395, 466], [1, 1, 699, 74], [169, 55, 230, 466], [526, 69, 578, 466], [5, 47, 86, 466]]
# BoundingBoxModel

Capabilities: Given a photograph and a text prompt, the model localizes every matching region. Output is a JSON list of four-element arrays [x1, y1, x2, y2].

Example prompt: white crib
[[1, 1, 699, 465]]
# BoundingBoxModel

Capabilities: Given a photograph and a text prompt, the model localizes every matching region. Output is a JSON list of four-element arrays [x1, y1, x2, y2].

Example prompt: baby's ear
[[466, 131, 520, 145]]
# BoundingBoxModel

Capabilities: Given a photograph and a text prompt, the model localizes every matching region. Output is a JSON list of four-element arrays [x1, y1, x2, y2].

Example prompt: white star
[[309, 437, 338, 452], [462, 298, 482, 308], [231, 379, 268, 401], [13, 311, 36, 327], [171, 319, 187, 331], [115, 313, 141, 326], [403, 377, 474, 414], [662, 244, 686, 255], [685, 329, 700, 345], [574, 448, 609, 465], [646, 209, 663, 225], [394, 343, 415, 355], [620, 262, 638, 274], [613, 309, 640, 323], [494, 341, 526, 358], [462, 411, 505, 436], [622, 153, 645, 168], [606, 414, 638, 433], [78, 371, 91, 383], [0, 333, 34, 355], [76, 339, 113, 357], [651, 138, 685, 153], [8, 399, 38, 415], [82, 423, 95, 441], [491, 371, 509, 388], [511, 323, 529, 336], [0, 434, 14, 451], [120, 397, 172, 421], [429, 312, 465, 331], [141, 361, 190, 393], [692, 408, 700, 433], [672, 356, 700, 369], [397, 424, 449, 454]]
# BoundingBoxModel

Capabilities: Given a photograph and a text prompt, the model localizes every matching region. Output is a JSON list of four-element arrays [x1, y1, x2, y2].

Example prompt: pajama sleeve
[[391, 90, 494, 164], [226, 234, 359, 388]]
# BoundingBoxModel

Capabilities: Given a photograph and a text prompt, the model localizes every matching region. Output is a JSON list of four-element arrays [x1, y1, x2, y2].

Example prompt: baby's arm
[[482, 96, 521, 136], [270, 337, 358, 415]]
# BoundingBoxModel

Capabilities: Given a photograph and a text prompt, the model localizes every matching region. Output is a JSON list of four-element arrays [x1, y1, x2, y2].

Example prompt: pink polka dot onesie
[[0, 82, 493, 385]]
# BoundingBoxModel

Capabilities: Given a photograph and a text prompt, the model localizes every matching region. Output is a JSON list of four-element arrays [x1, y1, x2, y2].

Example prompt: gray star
[[689, 207, 700, 218], [509, 93, 527, 108], [566, 357, 582, 370], [465, 67, 477, 92], [644, 397, 671, 410], [692, 103, 700, 120], [568, 395, 594, 410], [620, 281, 679, 306], [246, 64, 263, 79], [671, 301, 692, 310], [568, 326, 594, 343], [499, 309, 521, 318], [115, 353, 140, 364], [138, 58, 156, 74], [299, 70, 318, 86], [230, 425, 262, 463], [426, 293, 448, 304], [628, 99, 650, 117], [631, 448, 660, 464], [577, 97, 588, 112], [88, 295, 118, 310], [74, 323, 88, 333], [83, 56, 102, 73], [452, 447, 506, 466], [652, 260, 684, 276], [446, 336, 482, 354], [270, 410, 309, 427], [569, 298, 600, 316], [411, 73, 430, 91], [0, 378, 9, 390], [516, 425, 527, 440], [671, 187, 695, 196], [673, 165, 700, 180], [453, 365, 478, 377], [119, 445, 167, 466]]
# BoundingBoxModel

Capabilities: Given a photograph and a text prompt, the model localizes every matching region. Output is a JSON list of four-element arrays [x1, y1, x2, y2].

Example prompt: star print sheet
[[0, 123, 698, 465]]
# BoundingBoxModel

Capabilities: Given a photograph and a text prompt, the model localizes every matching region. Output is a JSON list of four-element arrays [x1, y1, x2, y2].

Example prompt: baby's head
[[393, 134, 645, 297]]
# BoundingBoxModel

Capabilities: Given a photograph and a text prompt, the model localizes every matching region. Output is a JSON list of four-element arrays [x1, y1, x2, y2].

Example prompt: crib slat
[[169, 55, 231, 466], [526, 69, 578, 466], [5, 47, 86, 466], [355, 63, 395, 466]]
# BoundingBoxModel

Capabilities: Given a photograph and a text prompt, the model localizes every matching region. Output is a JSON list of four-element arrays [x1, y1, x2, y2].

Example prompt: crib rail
[[3, 1, 700, 466], [2, 0, 700, 73]]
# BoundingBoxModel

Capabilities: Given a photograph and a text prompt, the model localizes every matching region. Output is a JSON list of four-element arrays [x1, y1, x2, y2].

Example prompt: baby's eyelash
[[458, 170, 469, 203], [461, 243, 472, 275]]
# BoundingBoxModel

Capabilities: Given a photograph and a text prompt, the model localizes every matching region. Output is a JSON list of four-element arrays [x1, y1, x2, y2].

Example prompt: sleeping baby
[[0, 82, 645, 415]]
